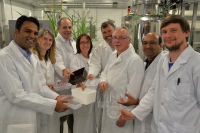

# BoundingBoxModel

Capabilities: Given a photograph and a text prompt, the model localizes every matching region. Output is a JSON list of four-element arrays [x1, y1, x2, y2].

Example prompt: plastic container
[[72, 88, 96, 105], [68, 67, 87, 85], [85, 78, 100, 90], [54, 83, 68, 91], [62, 95, 82, 110], [65, 100, 82, 110], [107, 106, 121, 119], [111, 88, 126, 102], [97, 90, 111, 108]]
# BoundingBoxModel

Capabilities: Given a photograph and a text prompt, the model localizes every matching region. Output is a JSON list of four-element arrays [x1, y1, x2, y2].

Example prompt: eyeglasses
[[142, 41, 159, 45], [80, 41, 90, 45], [112, 37, 130, 41]]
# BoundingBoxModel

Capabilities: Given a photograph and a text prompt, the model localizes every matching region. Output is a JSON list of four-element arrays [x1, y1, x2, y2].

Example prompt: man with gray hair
[[54, 17, 76, 133], [118, 32, 163, 133], [99, 26, 144, 133]]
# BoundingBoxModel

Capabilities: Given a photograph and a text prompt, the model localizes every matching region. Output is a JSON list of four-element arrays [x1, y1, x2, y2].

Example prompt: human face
[[14, 21, 38, 51], [112, 29, 130, 55], [80, 36, 91, 55], [101, 24, 115, 45], [142, 33, 161, 61], [57, 18, 72, 40], [37, 32, 53, 52], [161, 23, 189, 51]]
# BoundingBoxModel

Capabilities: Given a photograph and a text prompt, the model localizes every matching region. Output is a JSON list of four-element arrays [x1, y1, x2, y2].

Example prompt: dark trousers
[[60, 114, 74, 133]]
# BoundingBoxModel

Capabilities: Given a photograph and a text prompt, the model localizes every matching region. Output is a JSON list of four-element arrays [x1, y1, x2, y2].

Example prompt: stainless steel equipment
[[122, 0, 200, 58]]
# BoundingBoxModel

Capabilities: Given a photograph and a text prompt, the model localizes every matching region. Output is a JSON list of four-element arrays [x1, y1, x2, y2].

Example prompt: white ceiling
[[13, 0, 132, 8]]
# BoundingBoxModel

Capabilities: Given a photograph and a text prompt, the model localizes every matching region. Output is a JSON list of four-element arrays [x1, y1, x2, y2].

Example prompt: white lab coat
[[134, 52, 164, 133], [88, 41, 114, 133], [88, 41, 114, 78], [70, 53, 96, 133], [39, 59, 60, 133], [0, 41, 58, 133], [54, 33, 76, 115], [100, 45, 144, 133], [132, 45, 200, 133]]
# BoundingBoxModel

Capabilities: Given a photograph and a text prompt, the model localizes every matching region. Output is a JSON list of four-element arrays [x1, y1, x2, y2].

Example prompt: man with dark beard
[[120, 15, 200, 133], [87, 21, 116, 133]]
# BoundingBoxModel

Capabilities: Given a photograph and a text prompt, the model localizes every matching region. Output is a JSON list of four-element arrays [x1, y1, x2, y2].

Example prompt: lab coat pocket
[[171, 83, 190, 102], [7, 124, 34, 133], [174, 123, 199, 133]]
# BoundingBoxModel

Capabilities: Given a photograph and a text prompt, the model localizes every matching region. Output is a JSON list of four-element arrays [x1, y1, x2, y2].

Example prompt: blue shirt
[[14, 41, 32, 63], [168, 62, 174, 71]]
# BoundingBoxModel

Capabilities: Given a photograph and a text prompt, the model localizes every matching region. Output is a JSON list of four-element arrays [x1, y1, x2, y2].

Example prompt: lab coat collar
[[102, 41, 114, 52], [164, 45, 193, 77], [10, 41, 38, 68], [109, 44, 133, 68], [145, 52, 162, 71], [57, 33, 74, 43]]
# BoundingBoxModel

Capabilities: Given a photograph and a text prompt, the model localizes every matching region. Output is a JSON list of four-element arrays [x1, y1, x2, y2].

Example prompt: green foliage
[[42, 0, 98, 40]]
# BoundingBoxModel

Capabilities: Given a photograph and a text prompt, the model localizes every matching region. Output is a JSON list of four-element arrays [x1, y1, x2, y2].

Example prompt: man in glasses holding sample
[[99, 26, 144, 133], [118, 32, 164, 133]]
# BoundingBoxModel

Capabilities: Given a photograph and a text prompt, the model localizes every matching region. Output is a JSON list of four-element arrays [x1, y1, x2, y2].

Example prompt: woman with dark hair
[[31, 28, 60, 133], [70, 33, 95, 133]]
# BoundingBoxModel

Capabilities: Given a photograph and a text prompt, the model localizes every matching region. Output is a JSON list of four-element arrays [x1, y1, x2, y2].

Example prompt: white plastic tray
[[65, 100, 82, 110], [72, 88, 97, 105]]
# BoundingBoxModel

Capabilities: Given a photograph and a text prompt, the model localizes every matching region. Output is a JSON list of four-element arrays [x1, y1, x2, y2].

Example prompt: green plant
[[41, 0, 98, 40]]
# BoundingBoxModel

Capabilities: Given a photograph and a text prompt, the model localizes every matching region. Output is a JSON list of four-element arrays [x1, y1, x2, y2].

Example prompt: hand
[[55, 95, 70, 112], [99, 81, 108, 93], [77, 82, 85, 91], [120, 109, 135, 120], [47, 84, 55, 92], [116, 116, 126, 127], [87, 74, 94, 80], [62, 69, 73, 79], [117, 93, 139, 106]]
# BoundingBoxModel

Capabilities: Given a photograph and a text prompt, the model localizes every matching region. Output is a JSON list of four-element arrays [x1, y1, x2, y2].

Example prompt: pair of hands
[[54, 95, 71, 112], [76, 74, 95, 91]]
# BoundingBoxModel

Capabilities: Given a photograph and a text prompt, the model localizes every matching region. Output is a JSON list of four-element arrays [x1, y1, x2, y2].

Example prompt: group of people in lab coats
[[0, 13, 200, 133]]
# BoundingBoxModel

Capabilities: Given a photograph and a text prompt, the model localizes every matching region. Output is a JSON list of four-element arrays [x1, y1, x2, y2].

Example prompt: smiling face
[[37, 32, 53, 52], [112, 28, 130, 55], [14, 21, 38, 51], [142, 33, 162, 61], [161, 23, 189, 52], [57, 18, 72, 40], [79, 36, 91, 55], [101, 24, 115, 45]]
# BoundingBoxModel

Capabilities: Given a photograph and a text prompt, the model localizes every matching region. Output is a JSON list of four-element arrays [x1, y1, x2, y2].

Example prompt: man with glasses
[[118, 32, 163, 133], [99, 26, 144, 133], [121, 15, 200, 133], [87, 20, 116, 133]]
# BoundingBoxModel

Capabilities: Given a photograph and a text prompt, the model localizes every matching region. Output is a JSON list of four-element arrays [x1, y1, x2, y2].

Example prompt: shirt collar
[[14, 41, 32, 62]]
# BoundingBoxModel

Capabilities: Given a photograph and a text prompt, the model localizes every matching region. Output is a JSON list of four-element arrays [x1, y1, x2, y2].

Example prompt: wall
[[34, 7, 127, 46], [0, 0, 34, 47]]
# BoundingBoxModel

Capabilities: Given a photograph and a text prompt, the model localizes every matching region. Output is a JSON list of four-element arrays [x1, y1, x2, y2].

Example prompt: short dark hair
[[57, 17, 72, 27], [101, 21, 116, 31], [15, 15, 40, 31], [161, 15, 190, 33], [76, 34, 93, 56]]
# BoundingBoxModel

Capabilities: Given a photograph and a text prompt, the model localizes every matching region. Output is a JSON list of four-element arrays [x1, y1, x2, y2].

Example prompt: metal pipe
[[0, 0, 6, 48], [189, 0, 198, 47]]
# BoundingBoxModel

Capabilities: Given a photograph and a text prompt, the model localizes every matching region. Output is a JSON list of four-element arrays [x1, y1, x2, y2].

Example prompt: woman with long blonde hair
[[31, 27, 59, 133]]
